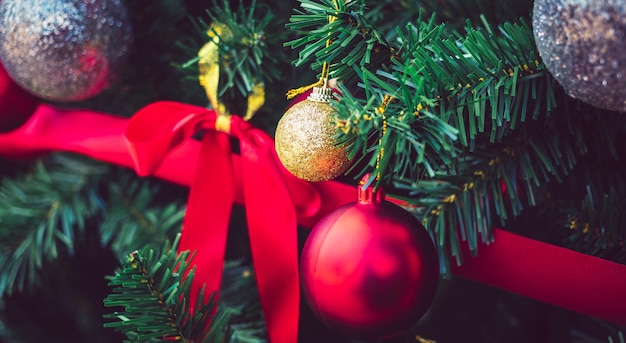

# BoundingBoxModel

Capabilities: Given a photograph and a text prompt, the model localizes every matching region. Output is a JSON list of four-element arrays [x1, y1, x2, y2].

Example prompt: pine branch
[[285, 0, 392, 82], [564, 170, 626, 264], [285, 0, 535, 84], [403, 16, 550, 147], [99, 173, 186, 259], [394, 99, 617, 274], [104, 237, 267, 343], [333, 16, 554, 185], [0, 155, 107, 296], [219, 261, 266, 342], [0, 153, 187, 297], [104, 235, 217, 342], [290, 5, 554, 187], [333, 71, 459, 187]]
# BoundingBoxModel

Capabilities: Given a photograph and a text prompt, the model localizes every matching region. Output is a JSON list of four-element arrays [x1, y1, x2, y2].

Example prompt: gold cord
[[375, 94, 393, 180], [286, 0, 342, 99]]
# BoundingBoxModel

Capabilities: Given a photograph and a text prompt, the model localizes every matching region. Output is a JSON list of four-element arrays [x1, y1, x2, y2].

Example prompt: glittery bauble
[[0, 0, 132, 102], [301, 182, 439, 340], [533, 0, 626, 112], [275, 88, 351, 182]]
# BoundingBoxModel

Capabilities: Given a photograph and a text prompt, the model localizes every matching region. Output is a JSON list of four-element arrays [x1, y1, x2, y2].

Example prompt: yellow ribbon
[[244, 82, 265, 121], [198, 23, 265, 120]]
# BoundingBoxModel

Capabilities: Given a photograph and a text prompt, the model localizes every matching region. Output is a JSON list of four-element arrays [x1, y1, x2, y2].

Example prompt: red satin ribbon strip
[[0, 102, 625, 328], [234, 123, 301, 340], [125, 102, 301, 343], [183, 131, 233, 307], [451, 229, 626, 325]]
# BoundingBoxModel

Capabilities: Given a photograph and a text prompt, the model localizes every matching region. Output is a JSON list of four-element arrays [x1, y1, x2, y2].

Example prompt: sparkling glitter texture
[[275, 92, 351, 182], [533, 0, 626, 112], [0, 0, 132, 102]]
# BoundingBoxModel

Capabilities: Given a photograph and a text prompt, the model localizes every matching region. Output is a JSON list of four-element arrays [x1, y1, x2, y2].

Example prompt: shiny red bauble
[[301, 181, 439, 340]]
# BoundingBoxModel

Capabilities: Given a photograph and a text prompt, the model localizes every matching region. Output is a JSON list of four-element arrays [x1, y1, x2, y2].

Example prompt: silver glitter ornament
[[0, 0, 132, 102], [533, 0, 626, 112]]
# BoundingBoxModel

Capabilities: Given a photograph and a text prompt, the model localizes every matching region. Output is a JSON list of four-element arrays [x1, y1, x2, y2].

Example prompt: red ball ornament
[[301, 178, 439, 340]]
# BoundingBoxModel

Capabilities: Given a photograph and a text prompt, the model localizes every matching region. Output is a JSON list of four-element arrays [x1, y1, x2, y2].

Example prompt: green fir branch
[[285, 0, 392, 81], [0, 153, 188, 297], [99, 173, 185, 259], [365, 16, 550, 151], [219, 261, 266, 342], [104, 237, 267, 343], [104, 235, 216, 342], [394, 99, 608, 274], [285, 3, 618, 272], [564, 173, 626, 264], [334, 83, 458, 187], [0, 155, 107, 296], [334, 16, 552, 184]]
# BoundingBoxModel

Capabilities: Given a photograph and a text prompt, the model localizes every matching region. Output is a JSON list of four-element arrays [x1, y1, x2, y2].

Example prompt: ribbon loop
[[125, 101, 212, 175]]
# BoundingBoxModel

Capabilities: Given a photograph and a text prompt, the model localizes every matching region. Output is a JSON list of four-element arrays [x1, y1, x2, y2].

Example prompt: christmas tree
[[0, 0, 624, 342]]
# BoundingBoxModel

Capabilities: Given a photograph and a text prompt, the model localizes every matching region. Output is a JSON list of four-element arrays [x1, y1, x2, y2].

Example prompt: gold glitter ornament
[[275, 85, 351, 182]]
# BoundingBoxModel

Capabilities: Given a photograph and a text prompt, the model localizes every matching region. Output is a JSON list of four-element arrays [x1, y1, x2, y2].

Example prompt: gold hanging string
[[286, 78, 325, 100], [375, 94, 393, 180], [199, 23, 266, 120], [286, 0, 342, 99]]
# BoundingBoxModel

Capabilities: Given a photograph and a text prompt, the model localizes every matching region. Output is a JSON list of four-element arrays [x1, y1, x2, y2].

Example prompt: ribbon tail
[[179, 131, 234, 308], [239, 131, 300, 343]]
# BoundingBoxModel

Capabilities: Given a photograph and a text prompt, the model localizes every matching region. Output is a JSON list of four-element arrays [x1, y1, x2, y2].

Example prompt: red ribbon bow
[[125, 101, 315, 343]]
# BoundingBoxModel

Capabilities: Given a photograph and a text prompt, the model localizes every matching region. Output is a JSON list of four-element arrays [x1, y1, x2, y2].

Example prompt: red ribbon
[[0, 102, 625, 327], [125, 101, 312, 343], [451, 229, 626, 325]]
